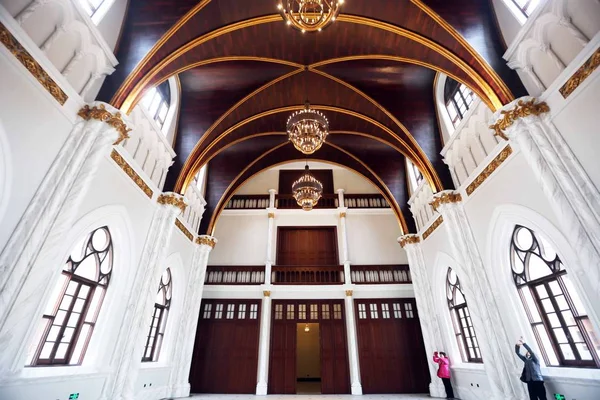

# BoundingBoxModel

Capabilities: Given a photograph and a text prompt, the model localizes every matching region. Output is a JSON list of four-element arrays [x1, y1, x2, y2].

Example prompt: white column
[[168, 235, 217, 398], [256, 290, 272, 395], [491, 97, 600, 324], [398, 235, 446, 398], [268, 188, 277, 208], [344, 290, 362, 395], [337, 188, 345, 208], [102, 194, 187, 400], [0, 103, 130, 376], [431, 191, 526, 400], [265, 209, 275, 285], [338, 209, 351, 284]]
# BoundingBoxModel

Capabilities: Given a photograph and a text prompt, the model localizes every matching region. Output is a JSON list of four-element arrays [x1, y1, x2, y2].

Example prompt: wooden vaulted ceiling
[[99, 0, 527, 235]]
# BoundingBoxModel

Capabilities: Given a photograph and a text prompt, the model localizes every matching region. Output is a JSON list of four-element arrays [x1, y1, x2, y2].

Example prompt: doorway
[[296, 323, 321, 394]]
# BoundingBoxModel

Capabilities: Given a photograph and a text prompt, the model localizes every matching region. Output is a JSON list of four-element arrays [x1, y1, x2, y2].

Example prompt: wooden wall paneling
[[276, 227, 339, 266]]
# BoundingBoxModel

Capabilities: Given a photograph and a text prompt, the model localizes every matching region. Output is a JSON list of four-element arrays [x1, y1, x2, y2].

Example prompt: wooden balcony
[[205, 266, 265, 285], [224, 195, 270, 210], [223, 193, 390, 210], [345, 194, 390, 209], [350, 265, 411, 284], [271, 265, 345, 285], [276, 194, 338, 209]]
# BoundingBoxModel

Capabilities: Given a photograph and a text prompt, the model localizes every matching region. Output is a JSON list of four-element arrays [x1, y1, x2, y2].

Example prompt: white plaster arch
[[434, 73, 454, 143], [0, 117, 12, 227]]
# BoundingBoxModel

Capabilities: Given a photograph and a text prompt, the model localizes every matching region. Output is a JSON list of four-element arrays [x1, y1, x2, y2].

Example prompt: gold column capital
[[157, 193, 187, 213], [77, 104, 132, 145], [398, 234, 421, 248], [268, 212, 275, 219], [430, 191, 462, 212], [345, 290, 353, 297], [489, 98, 549, 140], [263, 290, 271, 297], [339, 212, 347, 218], [196, 235, 217, 248]]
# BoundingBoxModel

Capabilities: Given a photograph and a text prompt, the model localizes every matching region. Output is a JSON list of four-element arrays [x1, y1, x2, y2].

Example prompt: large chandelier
[[287, 102, 329, 154], [292, 164, 323, 211], [277, 0, 344, 33]]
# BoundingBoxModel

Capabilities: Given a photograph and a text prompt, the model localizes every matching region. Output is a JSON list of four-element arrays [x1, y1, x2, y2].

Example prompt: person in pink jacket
[[433, 351, 455, 399]]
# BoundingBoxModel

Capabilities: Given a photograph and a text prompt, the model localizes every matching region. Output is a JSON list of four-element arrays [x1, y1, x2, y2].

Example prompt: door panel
[[276, 227, 339, 266], [269, 322, 296, 394]]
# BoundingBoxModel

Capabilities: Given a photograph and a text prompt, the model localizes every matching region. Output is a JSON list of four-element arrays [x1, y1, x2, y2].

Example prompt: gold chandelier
[[287, 101, 329, 154], [292, 164, 323, 211], [277, 0, 344, 33]]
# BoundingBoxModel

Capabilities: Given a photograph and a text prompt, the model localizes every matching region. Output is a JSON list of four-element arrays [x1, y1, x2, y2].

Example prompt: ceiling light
[[292, 164, 323, 211], [287, 101, 329, 154], [278, 0, 343, 32]]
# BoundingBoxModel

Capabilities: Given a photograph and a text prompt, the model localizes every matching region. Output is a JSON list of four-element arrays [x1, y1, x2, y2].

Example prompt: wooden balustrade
[[271, 265, 345, 285], [275, 194, 338, 209], [205, 266, 265, 285], [225, 195, 270, 210], [223, 193, 390, 210], [344, 194, 389, 208], [350, 265, 411, 284]]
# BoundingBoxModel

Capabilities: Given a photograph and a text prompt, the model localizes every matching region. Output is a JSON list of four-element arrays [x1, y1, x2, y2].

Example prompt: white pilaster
[[398, 235, 446, 398], [337, 188, 345, 208], [491, 97, 600, 325], [338, 208, 350, 284], [256, 290, 272, 395], [268, 188, 277, 209], [0, 103, 130, 376], [344, 290, 363, 395], [431, 191, 526, 400], [102, 194, 187, 400], [168, 235, 217, 398], [265, 208, 276, 285]]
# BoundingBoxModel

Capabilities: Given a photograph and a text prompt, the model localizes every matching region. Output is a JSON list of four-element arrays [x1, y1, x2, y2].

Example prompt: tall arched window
[[446, 268, 482, 363], [27, 227, 113, 366], [142, 82, 170, 129], [142, 268, 172, 362], [511, 225, 600, 367], [444, 79, 475, 129]]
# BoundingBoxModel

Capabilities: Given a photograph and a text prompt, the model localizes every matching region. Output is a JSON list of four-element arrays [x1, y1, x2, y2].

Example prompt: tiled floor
[[187, 395, 432, 400]]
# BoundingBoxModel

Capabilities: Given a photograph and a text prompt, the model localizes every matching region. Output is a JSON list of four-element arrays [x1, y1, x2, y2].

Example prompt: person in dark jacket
[[515, 337, 547, 400]]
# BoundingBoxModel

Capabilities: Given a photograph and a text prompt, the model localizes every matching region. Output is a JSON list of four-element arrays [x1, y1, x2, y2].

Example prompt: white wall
[[346, 212, 408, 265], [95, 0, 128, 53], [210, 213, 269, 265], [491, 0, 523, 47]]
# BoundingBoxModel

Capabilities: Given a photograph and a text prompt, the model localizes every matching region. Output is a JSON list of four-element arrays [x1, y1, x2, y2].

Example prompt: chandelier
[[277, 0, 344, 33], [287, 102, 329, 154], [292, 164, 323, 211]]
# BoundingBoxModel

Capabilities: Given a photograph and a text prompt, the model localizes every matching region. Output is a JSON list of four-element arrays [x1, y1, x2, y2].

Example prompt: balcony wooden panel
[[350, 265, 411, 284], [205, 265, 265, 285], [271, 265, 344, 285]]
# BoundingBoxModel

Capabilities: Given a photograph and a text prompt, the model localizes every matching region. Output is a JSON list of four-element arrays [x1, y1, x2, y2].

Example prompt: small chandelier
[[287, 101, 329, 154], [292, 164, 323, 211], [277, 0, 344, 33]]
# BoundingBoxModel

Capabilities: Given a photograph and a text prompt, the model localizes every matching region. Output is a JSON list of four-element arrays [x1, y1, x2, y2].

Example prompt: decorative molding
[[489, 99, 549, 140], [263, 290, 271, 297], [174, 218, 193, 241], [466, 145, 513, 196], [268, 212, 275, 219], [430, 192, 462, 212], [196, 235, 217, 248], [339, 212, 347, 218], [398, 235, 421, 248], [345, 290, 353, 297], [78, 104, 131, 145], [110, 150, 153, 198], [0, 22, 67, 105], [422, 216, 443, 240], [560, 47, 600, 99], [158, 194, 187, 213]]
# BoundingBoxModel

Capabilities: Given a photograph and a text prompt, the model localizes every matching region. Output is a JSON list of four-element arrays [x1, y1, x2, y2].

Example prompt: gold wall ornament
[[196, 235, 217, 248], [345, 290, 353, 297], [268, 212, 275, 219], [110, 150, 153, 198], [175, 218, 193, 241], [489, 99, 550, 140], [263, 290, 271, 297], [157, 193, 187, 213], [78, 104, 131, 145], [560, 48, 600, 99], [0, 22, 68, 105], [430, 192, 462, 212], [422, 216, 443, 240], [398, 235, 420, 248], [339, 212, 346, 218], [466, 145, 513, 196]]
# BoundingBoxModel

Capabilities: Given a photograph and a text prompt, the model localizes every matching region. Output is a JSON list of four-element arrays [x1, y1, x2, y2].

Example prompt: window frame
[[78, 0, 107, 18], [142, 87, 170, 129], [142, 268, 172, 362], [506, 0, 539, 18], [445, 83, 475, 128]]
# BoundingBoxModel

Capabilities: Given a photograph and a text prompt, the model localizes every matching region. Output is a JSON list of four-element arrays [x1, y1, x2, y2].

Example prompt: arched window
[[142, 268, 172, 362], [78, 0, 108, 18], [192, 164, 208, 197], [511, 225, 600, 367], [27, 227, 113, 366], [446, 267, 482, 363], [406, 159, 424, 194], [445, 81, 475, 128], [142, 81, 170, 129], [504, 0, 542, 19]]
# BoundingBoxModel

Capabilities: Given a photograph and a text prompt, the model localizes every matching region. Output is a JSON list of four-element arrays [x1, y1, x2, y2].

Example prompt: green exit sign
[[68, 394, 79, 400], [554, 394, 565, 400]]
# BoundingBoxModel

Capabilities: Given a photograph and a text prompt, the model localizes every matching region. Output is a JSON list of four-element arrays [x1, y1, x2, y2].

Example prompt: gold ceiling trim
[[0, 22, 68, 105], [559, 47, 600, 99], [110, 0, 212, 106], [466, 145, 513, 196], [171, 74, 182, 148], [422, 215, 443, 240], [207, 143, 408, 235], [432, 72, 446, 146], [410, 0, 514, 103]]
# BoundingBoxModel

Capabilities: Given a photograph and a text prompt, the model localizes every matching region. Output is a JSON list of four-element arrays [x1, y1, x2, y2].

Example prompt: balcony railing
[[276, 194, 338, 209], [223, 193, 390, 210], [205, 266, 265, 285], [344, 194, 390, 208], [350, 265, 411, 284], [225, 195, 270, 210], [271, 265, 344, 285]]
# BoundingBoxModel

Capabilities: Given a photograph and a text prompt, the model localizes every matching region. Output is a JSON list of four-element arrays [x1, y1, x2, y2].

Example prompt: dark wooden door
[[277, 227, 339, 266], [189, 300, 261, 394], [355, 299, 429, 394], [320, 303, 351, 394], [268, 317, 296, 394]]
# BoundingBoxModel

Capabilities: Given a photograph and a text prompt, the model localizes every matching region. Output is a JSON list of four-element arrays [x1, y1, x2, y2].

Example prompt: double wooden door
[[189, 299, 261, 394], [268, 300, 350, 394], [355, 298, 429, 394], [276, 227, 339, 266]]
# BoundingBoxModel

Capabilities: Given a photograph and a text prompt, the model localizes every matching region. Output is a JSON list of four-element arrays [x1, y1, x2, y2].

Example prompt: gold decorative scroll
[[263, 290, 271, 297], [110, 150, 153, 198], [466, 145, 513, 196], [78, 104, 131, 145], [398, 235, 421, 248], [268, 212, 275, 219], [157, 194, 187, 213], [430, 192, 462, 212], [175, 218, 193, 241], [560, 48, 600, 99], [489, 99, 549, 140], [0, 22, 68, 105], [422, 216, 443, 240], [196, 235, 217, 248], [345, 290, 353, 297]]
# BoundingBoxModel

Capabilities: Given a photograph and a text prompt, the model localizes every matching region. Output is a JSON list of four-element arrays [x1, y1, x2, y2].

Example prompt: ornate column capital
[[489, 97, 550, 140], [158, 192, 187, 214], [397, 234, 421, 248], [77, 102, 133, 145], [430, 190, 462, 212], [263, 290, 271, 297], [345, 290, 353, 297], [339, 207, 348, 219], [196, 235, 217, 249]]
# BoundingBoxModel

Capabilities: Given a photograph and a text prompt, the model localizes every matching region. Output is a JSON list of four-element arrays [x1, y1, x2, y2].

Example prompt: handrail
[[350, 265, 411, 284], [271, 265, 344, 285], [205, 265, 265, 285]]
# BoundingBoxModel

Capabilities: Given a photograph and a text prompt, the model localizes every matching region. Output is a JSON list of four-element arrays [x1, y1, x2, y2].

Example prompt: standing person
[[433, 351, 454, 399], [515, 337, 547, 400]]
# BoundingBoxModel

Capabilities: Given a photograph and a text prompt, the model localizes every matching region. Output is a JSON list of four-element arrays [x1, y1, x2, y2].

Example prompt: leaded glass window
[[142, 268, 172, 362]]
